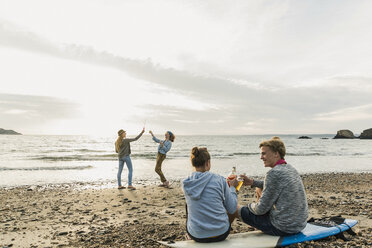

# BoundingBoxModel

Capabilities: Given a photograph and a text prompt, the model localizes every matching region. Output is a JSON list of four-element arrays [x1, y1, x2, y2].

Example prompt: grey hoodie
[[182, 171, 237, 239]]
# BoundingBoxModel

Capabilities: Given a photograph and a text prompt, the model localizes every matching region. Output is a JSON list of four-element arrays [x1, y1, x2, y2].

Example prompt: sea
[[0, 134, 371, 187]]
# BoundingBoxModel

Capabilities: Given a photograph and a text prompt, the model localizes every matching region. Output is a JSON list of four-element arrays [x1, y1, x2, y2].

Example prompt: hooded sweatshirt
[[182, 171, 237, 239]]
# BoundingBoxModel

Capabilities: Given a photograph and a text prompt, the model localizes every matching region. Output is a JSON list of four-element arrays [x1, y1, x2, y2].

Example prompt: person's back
[[182, 147, 238, 243], [183, 171, 237, 239]]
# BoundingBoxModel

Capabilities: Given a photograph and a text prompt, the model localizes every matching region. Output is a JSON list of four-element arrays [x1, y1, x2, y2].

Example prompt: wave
[[232, 152, 259, 156], [22, 150, 368, 162], [286, 152, 324, 156], [0, 165, 93, 171], [46, 149, 107, 153], [32, 154, 117, 161]]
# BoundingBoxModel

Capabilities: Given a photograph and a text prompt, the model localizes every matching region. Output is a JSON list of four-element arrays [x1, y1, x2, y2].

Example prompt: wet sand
[[1, 173, 371, 247]]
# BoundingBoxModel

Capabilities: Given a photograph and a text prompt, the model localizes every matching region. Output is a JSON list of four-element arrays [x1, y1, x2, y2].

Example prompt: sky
[[1, 0, 372, 135]]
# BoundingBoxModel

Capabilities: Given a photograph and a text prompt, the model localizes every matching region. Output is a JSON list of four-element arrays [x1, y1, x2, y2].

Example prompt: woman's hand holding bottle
[[227, 177, 239, 188]]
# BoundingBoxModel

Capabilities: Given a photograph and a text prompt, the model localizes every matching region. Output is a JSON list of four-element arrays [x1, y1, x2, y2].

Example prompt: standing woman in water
[[149, 130, 175, 187], [115, 128, 145, 190]]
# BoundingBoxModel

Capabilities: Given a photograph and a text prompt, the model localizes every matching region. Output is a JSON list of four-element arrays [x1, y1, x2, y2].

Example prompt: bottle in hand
[[228, 166, 243, 191]]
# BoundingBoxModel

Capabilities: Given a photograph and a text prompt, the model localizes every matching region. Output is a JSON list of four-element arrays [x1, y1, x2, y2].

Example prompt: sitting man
[[238, 136, 308, 236]]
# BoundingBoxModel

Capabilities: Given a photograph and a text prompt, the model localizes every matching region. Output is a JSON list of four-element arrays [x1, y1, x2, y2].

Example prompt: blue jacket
[[152, 136, 172, 155], [182, 171, 237, 239]]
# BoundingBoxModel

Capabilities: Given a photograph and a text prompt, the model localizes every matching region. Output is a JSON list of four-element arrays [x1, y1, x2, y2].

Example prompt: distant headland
[[334, 128, 372, 139], [0, 128, 22, 135]]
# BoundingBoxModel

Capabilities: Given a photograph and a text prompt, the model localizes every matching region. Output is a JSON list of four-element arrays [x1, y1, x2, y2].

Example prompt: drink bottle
[[227, 166, 244, 191]]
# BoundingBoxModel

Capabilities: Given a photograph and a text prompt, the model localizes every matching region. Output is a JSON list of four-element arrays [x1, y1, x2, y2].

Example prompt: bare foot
[[128, 185, 136, 190], [118, 186, 126, 189]]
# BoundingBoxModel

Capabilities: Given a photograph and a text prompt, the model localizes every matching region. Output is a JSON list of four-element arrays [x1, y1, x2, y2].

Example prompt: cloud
[[0, 93, 79, 133], [314, 104, 372, 122], [0, 18, 263, 101], [1, 17, 372, 134]]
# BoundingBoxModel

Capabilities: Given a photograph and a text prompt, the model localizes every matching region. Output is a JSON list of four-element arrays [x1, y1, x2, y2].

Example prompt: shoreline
[[1, 171, 371, 190], [1, 172, 371, 247]]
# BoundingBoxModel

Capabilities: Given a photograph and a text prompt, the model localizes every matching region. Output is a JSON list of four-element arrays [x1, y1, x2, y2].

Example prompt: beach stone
[[359, 128, 372, 139], [334, 129, 355, 139], [57, 231, 68, 236]]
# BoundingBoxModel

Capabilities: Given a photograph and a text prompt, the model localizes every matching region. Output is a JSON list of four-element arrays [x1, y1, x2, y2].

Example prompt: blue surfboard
[[278, 218, 358, 247], [159, 219, 358, 248]]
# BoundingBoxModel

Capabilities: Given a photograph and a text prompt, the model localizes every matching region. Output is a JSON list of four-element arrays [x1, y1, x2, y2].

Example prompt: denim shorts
[[239, 206, 292, 236]]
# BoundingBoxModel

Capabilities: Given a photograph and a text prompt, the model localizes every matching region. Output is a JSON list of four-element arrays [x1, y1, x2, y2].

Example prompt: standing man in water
[[237, 137, 308, 236], [115, 128, 145, 190]]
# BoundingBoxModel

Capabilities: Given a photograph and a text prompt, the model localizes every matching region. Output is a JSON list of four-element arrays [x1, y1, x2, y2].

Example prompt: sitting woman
[[182, 147, 239, 243]]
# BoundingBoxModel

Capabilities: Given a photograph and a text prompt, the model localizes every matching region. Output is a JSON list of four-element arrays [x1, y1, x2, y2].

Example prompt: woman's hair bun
[[190, 147, 210, 168], [191, 147, 199, 157], [272, 136, 281, 140]]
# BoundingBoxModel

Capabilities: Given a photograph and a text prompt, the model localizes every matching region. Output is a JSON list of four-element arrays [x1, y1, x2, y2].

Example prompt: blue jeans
[[118, 155, 133, 186], [239, 206, 292, 236]]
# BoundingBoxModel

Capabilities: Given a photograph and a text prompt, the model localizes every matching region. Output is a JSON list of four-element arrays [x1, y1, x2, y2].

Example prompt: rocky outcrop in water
[[298, 136, 312, 139], [334, 129, 355, 139], [359, 128, 372, 139], [0, 128, 21, 135]]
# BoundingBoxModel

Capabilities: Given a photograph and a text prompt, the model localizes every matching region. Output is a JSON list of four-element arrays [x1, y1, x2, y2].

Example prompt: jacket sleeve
[[222, 179, 238, 214], [252, 180, 264, 189], [152, 136, 161, 143], [248, 171, 281, 215], [126, 131, 143, 142]]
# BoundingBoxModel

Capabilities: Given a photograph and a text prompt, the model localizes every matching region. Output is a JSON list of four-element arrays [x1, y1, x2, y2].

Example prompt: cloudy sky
[[1, 0, 372, 135]]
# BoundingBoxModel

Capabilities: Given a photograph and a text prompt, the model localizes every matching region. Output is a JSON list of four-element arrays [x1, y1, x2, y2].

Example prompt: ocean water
[[0, 134, 371, 187]]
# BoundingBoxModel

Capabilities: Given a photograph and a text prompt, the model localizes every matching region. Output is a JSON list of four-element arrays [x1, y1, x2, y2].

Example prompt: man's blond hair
[[259, 136, 286, 159]]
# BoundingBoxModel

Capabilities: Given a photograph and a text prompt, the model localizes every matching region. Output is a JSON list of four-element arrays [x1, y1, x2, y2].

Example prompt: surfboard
[[158, 219, 358, 248]]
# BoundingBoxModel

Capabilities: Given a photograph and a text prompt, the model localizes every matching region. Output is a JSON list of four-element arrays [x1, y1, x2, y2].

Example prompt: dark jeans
[[186, 226, 230, 243], [240, 206, 293, 236]]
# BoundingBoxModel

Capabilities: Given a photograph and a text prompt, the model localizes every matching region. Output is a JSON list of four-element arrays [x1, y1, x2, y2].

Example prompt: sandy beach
[[1, 173, 371, 248]]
